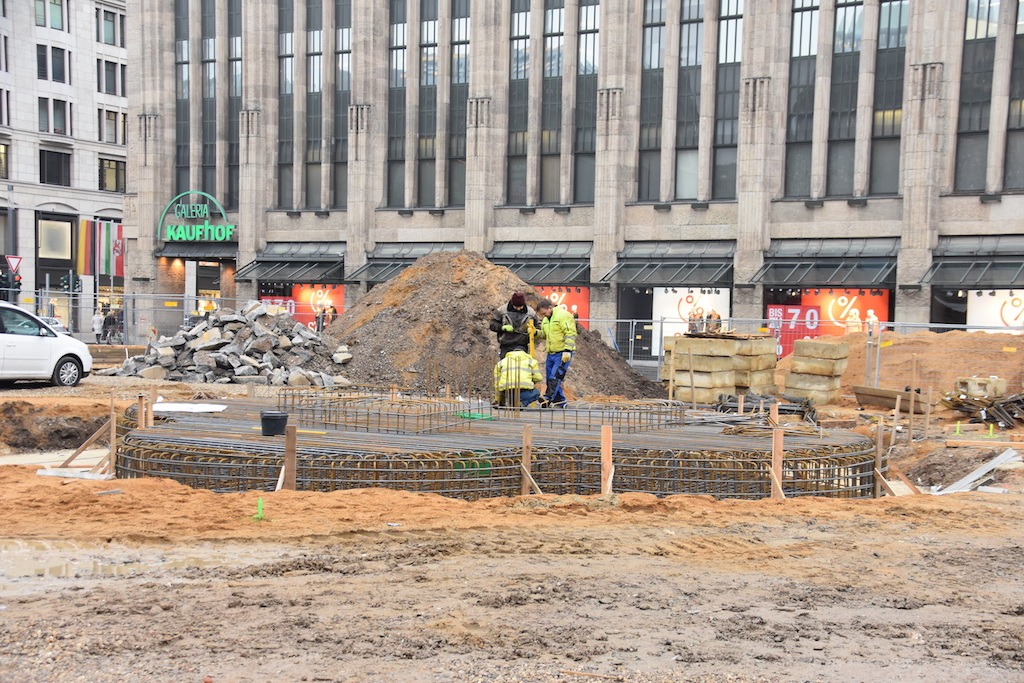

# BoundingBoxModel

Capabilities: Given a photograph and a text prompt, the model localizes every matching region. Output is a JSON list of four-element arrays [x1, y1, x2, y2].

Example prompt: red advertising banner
[[534, 286, 590, 329], [767, 289, 891, 356], [767, 305, 821, 357], [260, 284, 344, 330]]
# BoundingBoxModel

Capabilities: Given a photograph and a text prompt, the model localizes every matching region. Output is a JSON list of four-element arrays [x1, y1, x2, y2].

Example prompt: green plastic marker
[[989, 424, 995, 438], [955, 422, 961, 436], [252, 497, 264, 520]]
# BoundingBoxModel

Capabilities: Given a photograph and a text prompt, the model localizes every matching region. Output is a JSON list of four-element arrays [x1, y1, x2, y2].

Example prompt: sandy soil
[[2, 375, 1024, 682]]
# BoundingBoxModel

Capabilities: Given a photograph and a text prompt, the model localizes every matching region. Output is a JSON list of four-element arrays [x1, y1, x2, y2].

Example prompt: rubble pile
[[328, 250, 665, 400], [104, 301, 353, 387]]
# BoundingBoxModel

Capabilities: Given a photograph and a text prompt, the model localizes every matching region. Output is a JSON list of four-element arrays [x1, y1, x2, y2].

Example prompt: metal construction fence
[[8, 289, 1021, 396]]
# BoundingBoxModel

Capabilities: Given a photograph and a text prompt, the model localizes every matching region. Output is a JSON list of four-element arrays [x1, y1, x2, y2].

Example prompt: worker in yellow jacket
[[493, 346, 546, 407], [537, 298, 577, 406]]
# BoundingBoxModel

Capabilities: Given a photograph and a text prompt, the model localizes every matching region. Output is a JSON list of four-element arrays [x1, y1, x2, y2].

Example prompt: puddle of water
[[0, 539, 232, 585]]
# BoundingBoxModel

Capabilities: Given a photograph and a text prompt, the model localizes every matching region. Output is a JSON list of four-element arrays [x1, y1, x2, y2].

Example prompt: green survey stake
[[253, 498, 264, 520]]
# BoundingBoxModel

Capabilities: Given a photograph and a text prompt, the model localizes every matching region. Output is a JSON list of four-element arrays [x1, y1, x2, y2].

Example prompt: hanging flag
[[77, 220, 124, 277]]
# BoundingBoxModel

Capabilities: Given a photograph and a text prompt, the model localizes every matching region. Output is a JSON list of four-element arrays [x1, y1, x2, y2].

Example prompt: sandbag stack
[[667, 337, 738, 403], [733, 336, 778, 396], [784, 339, 849, 406]]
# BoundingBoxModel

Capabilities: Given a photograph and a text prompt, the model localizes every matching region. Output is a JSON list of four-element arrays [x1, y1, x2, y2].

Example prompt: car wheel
[[52, 356, 82, 387]]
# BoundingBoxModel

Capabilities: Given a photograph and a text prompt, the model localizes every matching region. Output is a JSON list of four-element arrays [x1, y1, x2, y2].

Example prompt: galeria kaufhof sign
[[158, 191, 237, 242]]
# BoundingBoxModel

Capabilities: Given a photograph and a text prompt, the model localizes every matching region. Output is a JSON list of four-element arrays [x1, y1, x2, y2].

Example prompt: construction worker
[[537, 298, 577, 407], [493, 346, 546, 407], [489, 292, 541, 359]]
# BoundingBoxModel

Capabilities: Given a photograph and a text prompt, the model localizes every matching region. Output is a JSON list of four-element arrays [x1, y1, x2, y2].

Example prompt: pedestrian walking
[[91, 310, 104, 344]]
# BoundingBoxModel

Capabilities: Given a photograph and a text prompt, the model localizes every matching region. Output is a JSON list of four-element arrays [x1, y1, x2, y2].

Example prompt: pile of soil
[[328, 250, 664, 400]]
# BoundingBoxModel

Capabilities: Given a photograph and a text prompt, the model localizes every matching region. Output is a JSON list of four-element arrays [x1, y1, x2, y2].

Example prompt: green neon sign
[[158, 191, 237, 243]]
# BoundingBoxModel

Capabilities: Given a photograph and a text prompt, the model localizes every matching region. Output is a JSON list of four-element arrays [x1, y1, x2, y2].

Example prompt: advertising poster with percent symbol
[[534, 286, 590, 329], [767, 289, 890, 356], [651, 288, 731, 356], [260, 284, 344, 330], [967, 290, 1024, 333]]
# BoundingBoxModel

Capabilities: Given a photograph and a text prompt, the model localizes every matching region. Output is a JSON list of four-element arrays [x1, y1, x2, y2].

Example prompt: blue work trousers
[[544, 353, 572, 405]]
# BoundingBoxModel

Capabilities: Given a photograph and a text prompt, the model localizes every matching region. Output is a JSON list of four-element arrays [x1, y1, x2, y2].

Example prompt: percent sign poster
[[768, 290, 890, 356]]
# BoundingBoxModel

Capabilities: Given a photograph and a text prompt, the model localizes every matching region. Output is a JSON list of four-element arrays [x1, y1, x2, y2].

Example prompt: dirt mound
[[0, 401, 108, 452], [328, 250, 665, 400]]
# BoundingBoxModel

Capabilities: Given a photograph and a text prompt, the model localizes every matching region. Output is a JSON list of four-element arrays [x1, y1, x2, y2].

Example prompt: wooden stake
[[521, 424, 533, 496], [769, 400, 779, 425], [908, 354, 916, 442], [891, 395, 901, 446], [519, 465, 544, 495], [60, 418, 113, 467], [924, 387, 933, 440], [600, 425, 613, 495], [137, 394, 146, 430], [109, 389, 117, 472], [874, 416, 884, 498], [771, 426, 785, 500], [737, 394, 745, 415], [281, 424, 297, 491], [390, 383, 398, 401], [247, 382, 255, 399], [687, 349, 696, 409]]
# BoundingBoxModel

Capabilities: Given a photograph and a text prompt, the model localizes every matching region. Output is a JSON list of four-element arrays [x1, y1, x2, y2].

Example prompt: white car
[[40, 317, 71, 335], [0, 302, 92, 386]]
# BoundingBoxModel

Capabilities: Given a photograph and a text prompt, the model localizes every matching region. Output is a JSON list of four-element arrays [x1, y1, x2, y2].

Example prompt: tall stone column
[[463, 0, 504, 253], [898, 1, 965, 323], [733, 1, 788, 320]]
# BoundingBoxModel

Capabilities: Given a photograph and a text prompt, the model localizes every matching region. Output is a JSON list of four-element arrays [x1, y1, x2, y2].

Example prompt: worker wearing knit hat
[[489, 292, 541, 359]]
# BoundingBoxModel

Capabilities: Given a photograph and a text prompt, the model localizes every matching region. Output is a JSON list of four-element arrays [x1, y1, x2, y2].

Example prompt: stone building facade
[[126, 0, 1024, 347], [0, 0, 128, 324]]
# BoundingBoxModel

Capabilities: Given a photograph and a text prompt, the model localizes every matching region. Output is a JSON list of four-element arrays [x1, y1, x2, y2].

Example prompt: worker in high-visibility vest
[[537, 298, 577, 407], [493, 346, 546, 407]]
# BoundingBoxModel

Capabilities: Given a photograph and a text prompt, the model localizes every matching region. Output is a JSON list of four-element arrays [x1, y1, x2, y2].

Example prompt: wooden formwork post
[[769, 400, 779, 425], [282, 425, 297, 491], [600, 425, 614, 495], [390, 383, 398, 401], [924, 387, 933, 440], [247, 382, 255, 399], [687, 348, 696, 410], [109, 389, 117, 472], [738, 394, 745, 415], [908, 354, 916, 442], [521, 424, 533, 496], [771, 426, 785, 500]]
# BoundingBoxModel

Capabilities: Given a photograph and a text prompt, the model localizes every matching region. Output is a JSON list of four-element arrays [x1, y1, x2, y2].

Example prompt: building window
[[417, 0, 438, 207], [713, 0, 743, 201], [574, 0, 598, 204], [37, 44, 48, 79], [0, 143, 8, 179], [448, 0, 469, 206], [675, 0, 702, 200], [40, 150, 70, 186], [637, 0, 665, 202], [49, 0, 63, 30], [52, 99, 66, 135], [99, 159, 126, 193], [51, 47, 66, 83], [870, 0, 907, 195], [227, 0, 242, 210], [175, 0, 190, 196], [201, 0, 217, 203], [305, 0, 323, 209], [279, 0, 295, 208], [785, 0, 817, 198], [38, 97, 49, 132], [388, 0, 407, 207], [954, 0, 999, 192], [104, 61, 118, 94], [507, 0, 530, 205], [827, 0, 862, 197], [103, 10, 116, 44], [333, 0, 351, 209], [539, 0, 563, 205]]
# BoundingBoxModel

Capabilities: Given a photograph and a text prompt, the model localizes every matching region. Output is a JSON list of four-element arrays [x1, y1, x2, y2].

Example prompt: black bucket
[[260, 411, 288, 436]]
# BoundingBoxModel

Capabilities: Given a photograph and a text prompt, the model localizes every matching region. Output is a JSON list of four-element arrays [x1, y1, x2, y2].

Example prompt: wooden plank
[[601, 425, 613, 495], [887, 463, 923, 495], [281, 425, 297, 490], [89, 451, 111, 474], [519, 464, 544, 495], [769, 466, 785, 500], [852, 385, 927, 414], [942, 423, 987, 432], [60, 418, 112, 467], [874, 468, 898, 496], [521, 424, 533, 496], [944, 440, 1021, 448]]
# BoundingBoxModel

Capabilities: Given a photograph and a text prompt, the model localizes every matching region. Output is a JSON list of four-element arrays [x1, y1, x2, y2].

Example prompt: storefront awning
[[751, 258, 898, 286], [766, 237, 900, 258], [601, 260, 734, 285], [488, 242, 592, 284], [258, 241, 347, 260], [921, 259, 1024, 287], [346, 242, 463, 283], [600, 241, 735, 285], [154, 242, 238, 259], [234, 260, 346, 284]]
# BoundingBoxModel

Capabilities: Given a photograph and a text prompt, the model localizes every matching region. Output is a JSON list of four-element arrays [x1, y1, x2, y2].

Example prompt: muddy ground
[[2, 378, 1024, 682]]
